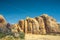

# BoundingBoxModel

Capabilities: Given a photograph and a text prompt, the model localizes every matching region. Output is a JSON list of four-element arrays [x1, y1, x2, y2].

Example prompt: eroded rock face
[[18, 20, 25, 32], [41, 14, 59, 33], [0, 23, 7, 33], [24, 20, 28, 33], [26, 17, 40, 34], [0, 15, 6, 24], [58, 24, 60, 32], [0, 14, 59, 35], [0, 15, 7, 33], [10, 24, 23, 33], [35, 17, 46, 34]]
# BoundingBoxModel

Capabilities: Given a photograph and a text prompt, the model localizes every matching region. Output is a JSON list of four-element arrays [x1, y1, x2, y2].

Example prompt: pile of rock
[[0, 15, 7, 33], [0, 14, 60, 35], [41, 14, 59, 33], [18, 14, 59, 34]]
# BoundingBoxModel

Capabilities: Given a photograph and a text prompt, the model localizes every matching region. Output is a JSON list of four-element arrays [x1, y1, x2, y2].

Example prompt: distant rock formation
[[0, 15, 7, 33], [0, 15, 6, 24], [0, 14, 60, 35], [35, 17, 46, 34], [41, 14, 59, 33], [26, 17, 40, 34]]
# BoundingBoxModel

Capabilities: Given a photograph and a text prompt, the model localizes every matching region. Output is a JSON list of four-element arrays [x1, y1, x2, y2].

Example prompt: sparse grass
[[0, 35, 25, 40], [0, 32, 60, 40], [0, 31, 25, 40], [25, 34, 60, 40], [19, 32, 25, 39], [0, 32, 6, 38]]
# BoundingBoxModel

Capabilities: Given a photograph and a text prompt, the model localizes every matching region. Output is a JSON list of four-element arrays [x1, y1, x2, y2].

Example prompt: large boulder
[[35, 17, 46, 34], [18, 20, 25, 32], [0, 15, 6, 24], [58, 23, 60, 32], [10, 24, 23, 33], [0, 15, 7, 33], [41, 14, 59, 33], [10, 24, 23, 37], [26, 17, 40, 34], [0, 23, 7, 33], [24, 20, 28, 33]]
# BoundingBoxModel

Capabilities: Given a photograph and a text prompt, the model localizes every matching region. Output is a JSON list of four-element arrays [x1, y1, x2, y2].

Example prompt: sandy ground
[[25, 34, 60, 40], [0, 34, 60, 40]]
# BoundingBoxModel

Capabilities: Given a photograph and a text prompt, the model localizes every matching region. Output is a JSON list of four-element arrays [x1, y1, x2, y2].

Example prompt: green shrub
[[3, 35, 15, 40], [0, 32, 6, 38], [19, 32, 25, 39]]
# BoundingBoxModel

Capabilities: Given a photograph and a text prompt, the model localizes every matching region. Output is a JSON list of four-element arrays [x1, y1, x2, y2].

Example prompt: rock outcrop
[[18, 20, 25, 32], [0, 14, 59, 35], [17, 14, 59, 34], [35, 17, 46, 34], [41, 14, 59, 33], [26, 17, 40, 34], [0, 15, 7, 33], [0, 15, 6, 24]]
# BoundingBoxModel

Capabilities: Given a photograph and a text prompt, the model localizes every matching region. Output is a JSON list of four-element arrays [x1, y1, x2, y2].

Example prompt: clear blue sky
[[0, 0, 60, 24]]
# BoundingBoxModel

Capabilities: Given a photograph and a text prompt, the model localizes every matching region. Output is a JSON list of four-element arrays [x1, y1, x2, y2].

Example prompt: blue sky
[[0, 0, 60, 24]]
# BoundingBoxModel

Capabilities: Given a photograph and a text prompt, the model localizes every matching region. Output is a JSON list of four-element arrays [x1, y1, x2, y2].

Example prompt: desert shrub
[[0, 32, 6, 38], [19, 32, 25, 39], [3, 35, 15, 40]]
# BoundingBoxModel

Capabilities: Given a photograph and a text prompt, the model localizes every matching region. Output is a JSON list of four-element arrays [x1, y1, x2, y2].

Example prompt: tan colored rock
[[41, 14, 59, 33], [27, 22, 32, 34], [11, 24, 23, 33], [26, 17, 40, 34], [18, 20, 25, 32], [24, 20, 28, 33], [0, 23, 7, 33], [0, 15, 7, 33], [35, 17, 46, 34], [58, 24, 60, 32], [0, 15, 6, 24]]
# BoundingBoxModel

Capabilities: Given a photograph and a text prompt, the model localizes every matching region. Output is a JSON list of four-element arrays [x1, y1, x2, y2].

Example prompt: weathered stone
[[24, 20, 28, 33], [10, 24, 23, 33], [18, 20, 25, 32], [0, 15, 7, 33], [26, 17, 40, 34], [41, 14, 59, 33], [35, 17, 46, 34], [0, 15, 6, 24], [27, 22, 32, 34], [0, 23, 7, 33]]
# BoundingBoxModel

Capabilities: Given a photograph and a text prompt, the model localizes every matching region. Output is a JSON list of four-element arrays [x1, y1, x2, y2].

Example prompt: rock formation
[[35, 17, 46, 34], [0, 15, 6, 24], [10, 24, 23, 33], [41, 14, 59, 33], [26, 17, 40, 34], [18, 20, 25, 32], [24, 20, 28, 33], [0, 15, 7, 33], [0, 14, 59, 35]]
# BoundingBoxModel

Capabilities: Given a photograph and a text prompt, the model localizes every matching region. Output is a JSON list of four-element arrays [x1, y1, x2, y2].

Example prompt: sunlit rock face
[[41, 14, 59, 33], [26, 17, 40, 34], [24, 20, 28, 33], [0, 14, 59, 35], [58, 24, 60, 32], [18, 20, 25, 32], [0, 23, 7, 33], [0, 15, 6, 24], [0, 15, 7, 33], [35, 17, 46, 34], [10, 24, 23, 33]]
